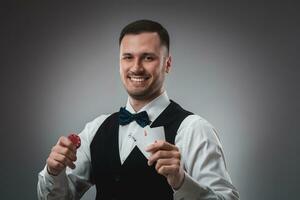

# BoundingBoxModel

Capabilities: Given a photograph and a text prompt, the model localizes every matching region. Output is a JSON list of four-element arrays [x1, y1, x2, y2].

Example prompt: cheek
[[156, 63, 166, 77], [120, 61, 131, 72], [119, 67, 127, 83], [119, 63, 127, 75], [146, 61, 162, 75]]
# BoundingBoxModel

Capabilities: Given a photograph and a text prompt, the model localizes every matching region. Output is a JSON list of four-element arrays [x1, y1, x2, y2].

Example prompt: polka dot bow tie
[[119, 107, 151, 128]]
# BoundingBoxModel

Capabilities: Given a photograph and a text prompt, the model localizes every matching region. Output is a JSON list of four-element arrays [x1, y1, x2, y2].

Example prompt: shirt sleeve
[[173, 115, 240, 200], [37, 114, 109, 200]]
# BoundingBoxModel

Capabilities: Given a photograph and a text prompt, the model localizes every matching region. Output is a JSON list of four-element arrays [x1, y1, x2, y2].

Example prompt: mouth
[[128, 75, 150, 83]]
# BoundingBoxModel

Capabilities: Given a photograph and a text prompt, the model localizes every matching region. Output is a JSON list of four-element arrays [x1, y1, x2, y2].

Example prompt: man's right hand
[[46, 136, 77, 176]]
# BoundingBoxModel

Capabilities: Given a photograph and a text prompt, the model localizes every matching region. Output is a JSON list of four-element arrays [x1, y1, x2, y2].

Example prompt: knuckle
[[158, 141, 164, 147], [155, 163, 160, 171], [62, 156, 70, 164], [151, 155, 157, 162], [157, 151, 163, 157], [61, 156, 67, 163], [158, 167, 162, 174], [155, 159, 160, 165], [174, 152, 180, 158], [54, 154, 61, 161], [58, 136, 65, 143], [157, 159, 162, 166], [62, 148, 69, 155], [156, 151, 161, 157], [48, 152, 55, 159], [51, 146, 56, 152]]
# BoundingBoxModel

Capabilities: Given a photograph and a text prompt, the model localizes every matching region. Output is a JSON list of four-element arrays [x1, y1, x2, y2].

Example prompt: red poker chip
[[68, 133, 81, 149]]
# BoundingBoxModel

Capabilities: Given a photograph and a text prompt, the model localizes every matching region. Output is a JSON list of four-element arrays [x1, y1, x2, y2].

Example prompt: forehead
[[120, 32, 163, 53]]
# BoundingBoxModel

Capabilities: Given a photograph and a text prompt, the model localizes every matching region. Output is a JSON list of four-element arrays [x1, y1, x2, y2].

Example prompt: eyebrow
[[142, 53, 157, 57], [121, 53, 132, 57], [121, 52, 157, 57]]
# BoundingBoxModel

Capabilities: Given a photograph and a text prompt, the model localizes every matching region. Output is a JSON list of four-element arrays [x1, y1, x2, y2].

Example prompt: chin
[[127, 91, 149, 100], [127, 87, 155, 99]]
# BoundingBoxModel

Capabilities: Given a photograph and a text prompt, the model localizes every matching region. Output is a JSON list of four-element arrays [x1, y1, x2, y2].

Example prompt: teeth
[[130, 77, 147, 82]]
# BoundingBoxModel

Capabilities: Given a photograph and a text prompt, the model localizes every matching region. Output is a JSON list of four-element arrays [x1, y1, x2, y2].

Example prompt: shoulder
[[85, 114, 112, 130], [177, 114, 222, 145], [78, 114, 112, 144], [179, 114, 213, 130]]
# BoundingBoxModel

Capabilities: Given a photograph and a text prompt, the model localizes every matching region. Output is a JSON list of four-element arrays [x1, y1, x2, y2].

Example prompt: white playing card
[[135, 126, 165, 159]]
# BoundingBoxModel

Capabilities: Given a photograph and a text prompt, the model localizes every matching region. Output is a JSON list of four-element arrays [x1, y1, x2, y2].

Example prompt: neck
[[129, 90, 164, 112]]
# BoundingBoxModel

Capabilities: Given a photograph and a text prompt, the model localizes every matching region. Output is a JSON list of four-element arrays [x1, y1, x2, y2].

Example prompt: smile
[[128, 76, 150, 82]]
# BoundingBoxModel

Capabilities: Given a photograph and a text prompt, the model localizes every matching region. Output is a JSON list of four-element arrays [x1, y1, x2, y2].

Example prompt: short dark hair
[[119, 19, 170, 52]]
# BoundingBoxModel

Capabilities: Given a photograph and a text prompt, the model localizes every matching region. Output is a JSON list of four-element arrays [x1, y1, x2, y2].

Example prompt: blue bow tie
[[119, 107, 151, 128]]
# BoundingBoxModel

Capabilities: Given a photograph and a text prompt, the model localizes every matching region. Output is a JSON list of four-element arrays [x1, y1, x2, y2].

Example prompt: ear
[[165, 55, 172, 73]]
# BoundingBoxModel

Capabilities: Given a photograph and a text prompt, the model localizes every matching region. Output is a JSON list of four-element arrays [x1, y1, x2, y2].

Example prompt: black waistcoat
[[90, 100, 192, 200]]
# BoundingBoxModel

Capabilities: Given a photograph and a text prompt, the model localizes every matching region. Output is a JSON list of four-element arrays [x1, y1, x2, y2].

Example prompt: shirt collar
[[125, 91, 171, 123]]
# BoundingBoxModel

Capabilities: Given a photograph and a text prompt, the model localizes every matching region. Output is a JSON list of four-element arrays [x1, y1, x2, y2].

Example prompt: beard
[[126, 85, 154, 100], [125, 78, 164, 102], [121, 68, 166, 102]]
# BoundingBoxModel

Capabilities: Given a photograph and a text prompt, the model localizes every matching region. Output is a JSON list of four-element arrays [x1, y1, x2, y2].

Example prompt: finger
[[50, 151, 76, 169], [57, 136, 77, 152], [146, 140, 178, 152], [155, 158, 181, 172], [47, 158, 65, 175], [148, 150, 180, 166], [51, 145, 77, 161], [157, 164, 181, 177]]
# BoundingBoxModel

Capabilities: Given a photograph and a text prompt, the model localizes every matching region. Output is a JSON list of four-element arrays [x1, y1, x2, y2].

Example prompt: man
[[37, 19, 239, 200]]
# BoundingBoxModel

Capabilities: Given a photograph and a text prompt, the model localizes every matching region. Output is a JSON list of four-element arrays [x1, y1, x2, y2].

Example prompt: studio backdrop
[[1, 1, 299, 200]]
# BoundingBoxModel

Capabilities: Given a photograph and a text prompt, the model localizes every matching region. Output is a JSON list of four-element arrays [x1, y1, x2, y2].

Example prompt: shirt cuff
[[173, 172, 210, 200], [42, 165, 68, 188]]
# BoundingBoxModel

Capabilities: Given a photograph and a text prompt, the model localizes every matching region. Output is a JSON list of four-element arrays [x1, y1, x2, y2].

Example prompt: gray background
[[1, 1, 299, 200]]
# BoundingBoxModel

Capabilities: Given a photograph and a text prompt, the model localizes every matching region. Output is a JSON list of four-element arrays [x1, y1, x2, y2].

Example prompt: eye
[[122, 55, 132, 60], [144, 55, 154, 62]]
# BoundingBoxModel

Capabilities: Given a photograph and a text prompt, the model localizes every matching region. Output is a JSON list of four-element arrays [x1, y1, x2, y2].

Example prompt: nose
[[131, 58, 144, 72]]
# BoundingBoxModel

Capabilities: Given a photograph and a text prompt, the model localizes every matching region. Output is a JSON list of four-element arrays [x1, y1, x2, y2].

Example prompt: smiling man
[[120, 30, 171, 111], [37, 19, 239, 200]]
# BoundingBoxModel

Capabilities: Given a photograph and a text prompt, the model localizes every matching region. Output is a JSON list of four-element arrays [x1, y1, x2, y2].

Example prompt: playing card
[[135, 126, 165, 159]]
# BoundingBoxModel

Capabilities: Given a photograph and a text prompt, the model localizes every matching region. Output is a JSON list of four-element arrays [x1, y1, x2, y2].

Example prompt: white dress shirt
[[37, 91, 239, 200]]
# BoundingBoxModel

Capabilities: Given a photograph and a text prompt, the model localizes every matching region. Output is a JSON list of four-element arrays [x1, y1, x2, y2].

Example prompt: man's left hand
[[146, 140, 185, 190]]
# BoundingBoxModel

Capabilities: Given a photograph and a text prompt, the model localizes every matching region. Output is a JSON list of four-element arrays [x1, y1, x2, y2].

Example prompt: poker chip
[[68, 133, 81, 149]]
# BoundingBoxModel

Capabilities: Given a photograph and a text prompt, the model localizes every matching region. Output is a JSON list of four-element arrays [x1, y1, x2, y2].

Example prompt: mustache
[[127, 71, 150, 77]]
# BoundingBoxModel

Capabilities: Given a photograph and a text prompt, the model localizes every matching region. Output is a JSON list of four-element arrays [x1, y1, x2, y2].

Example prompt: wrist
[[47, 165, 58, 176], [172, 168, 185, 190]]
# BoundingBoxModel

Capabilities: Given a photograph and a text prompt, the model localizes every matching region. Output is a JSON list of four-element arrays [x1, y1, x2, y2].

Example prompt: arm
[[174, 115, 239, 200], [37, 115, 109, 200]]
